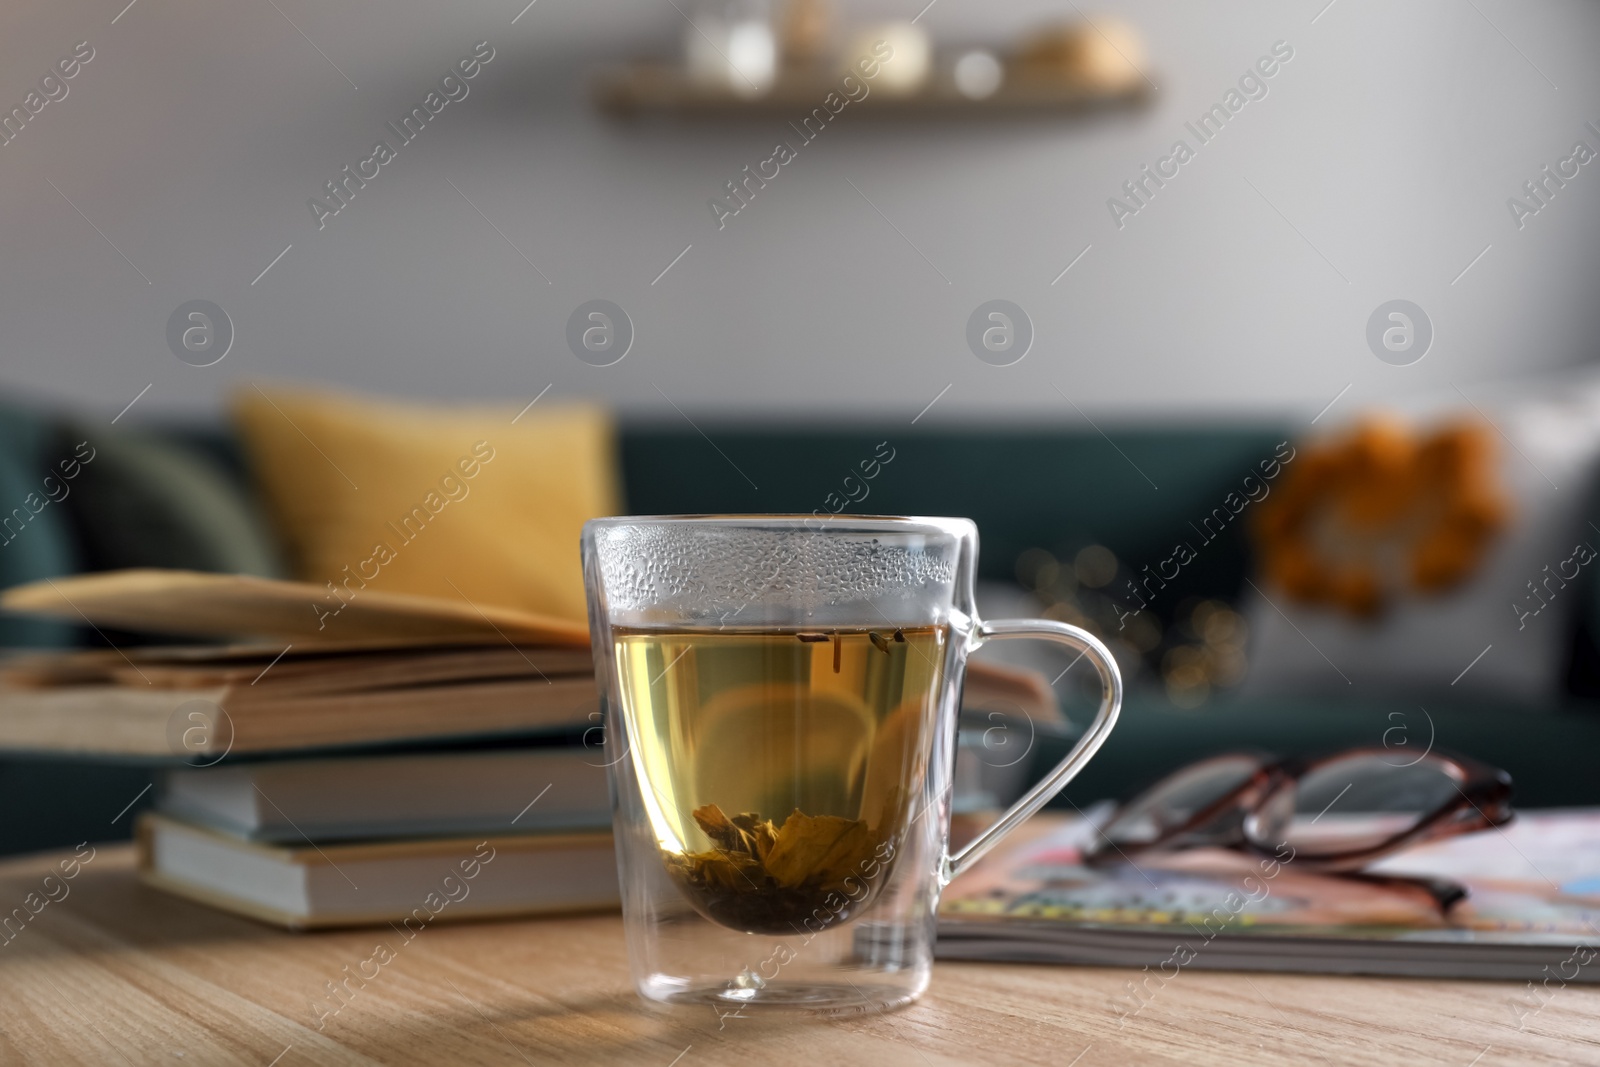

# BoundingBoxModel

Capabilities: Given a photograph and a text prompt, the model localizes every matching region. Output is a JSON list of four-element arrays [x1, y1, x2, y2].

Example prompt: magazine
[[934, 809, 1600, 989]]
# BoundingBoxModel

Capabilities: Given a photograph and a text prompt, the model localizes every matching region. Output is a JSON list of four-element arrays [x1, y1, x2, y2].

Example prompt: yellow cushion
[[232, 385, 619, 625]]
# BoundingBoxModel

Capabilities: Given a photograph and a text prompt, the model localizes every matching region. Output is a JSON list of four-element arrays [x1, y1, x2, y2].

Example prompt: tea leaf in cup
[[764, 810, 874, 889], [670, 802, 891, 933]]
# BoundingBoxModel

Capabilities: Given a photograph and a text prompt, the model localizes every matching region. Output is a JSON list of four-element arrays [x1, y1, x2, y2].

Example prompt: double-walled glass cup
[[582, 516, 1122, 1015]]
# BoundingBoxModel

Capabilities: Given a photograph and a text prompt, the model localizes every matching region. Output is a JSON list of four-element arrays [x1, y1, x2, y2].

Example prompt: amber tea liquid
[[614, 625, 947, 934]]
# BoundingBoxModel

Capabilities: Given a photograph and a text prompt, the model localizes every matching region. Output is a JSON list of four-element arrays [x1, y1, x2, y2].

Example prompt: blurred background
[[3, 0, 1599, 415], [4, 0, 1600, 854]]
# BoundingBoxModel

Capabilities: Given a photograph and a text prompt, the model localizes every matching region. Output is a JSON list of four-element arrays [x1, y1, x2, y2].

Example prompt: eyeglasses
[[1083, 748, 1513, 883]]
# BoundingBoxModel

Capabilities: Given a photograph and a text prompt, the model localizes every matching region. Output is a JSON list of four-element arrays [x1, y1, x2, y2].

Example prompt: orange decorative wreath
[[1252, 417, 1510, 618]]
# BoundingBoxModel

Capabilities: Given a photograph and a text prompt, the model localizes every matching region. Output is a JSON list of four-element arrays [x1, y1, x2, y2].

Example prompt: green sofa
[[2, 406, 1598, 856]]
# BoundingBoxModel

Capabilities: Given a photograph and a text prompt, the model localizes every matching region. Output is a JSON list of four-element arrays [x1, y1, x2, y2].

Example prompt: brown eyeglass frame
[[1082, 746, 1514, 875]]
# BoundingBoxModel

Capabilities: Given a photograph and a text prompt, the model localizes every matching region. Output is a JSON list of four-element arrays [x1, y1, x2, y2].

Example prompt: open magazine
[[934, 809, 1600, 987]]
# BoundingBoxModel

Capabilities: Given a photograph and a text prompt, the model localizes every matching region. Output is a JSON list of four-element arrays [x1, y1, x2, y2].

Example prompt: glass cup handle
[[942, 617, 1123, 884]]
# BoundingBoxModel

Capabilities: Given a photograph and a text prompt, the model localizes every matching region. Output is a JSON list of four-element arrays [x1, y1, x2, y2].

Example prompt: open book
[[0, 568, 590, 645], [0, 569, 597, 757], [0, 641, 600, 758]]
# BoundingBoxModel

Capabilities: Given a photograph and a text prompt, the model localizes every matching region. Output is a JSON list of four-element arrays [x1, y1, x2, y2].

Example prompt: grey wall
[[1, 0, 1597, 424]]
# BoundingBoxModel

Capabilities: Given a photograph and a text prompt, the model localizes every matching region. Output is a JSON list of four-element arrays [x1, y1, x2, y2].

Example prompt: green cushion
[[0, 401, 80, 647], [0, 758, 153, 854], [58, 420, 286, 578]]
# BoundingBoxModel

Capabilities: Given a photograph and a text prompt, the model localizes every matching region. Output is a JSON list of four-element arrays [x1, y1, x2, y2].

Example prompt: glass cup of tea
[[582, 515, 1122, 1015]]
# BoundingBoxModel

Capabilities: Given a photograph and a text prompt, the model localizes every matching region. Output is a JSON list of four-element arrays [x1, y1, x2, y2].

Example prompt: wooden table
[[3, 845, 1597, 1066]]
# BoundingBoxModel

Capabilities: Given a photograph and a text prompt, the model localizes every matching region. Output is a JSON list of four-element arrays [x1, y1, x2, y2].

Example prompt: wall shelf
[[593, 64, 1152, 120]]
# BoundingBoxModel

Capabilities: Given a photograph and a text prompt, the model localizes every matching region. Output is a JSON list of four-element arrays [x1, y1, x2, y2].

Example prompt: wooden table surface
[[3, 845, 1598, 1066]]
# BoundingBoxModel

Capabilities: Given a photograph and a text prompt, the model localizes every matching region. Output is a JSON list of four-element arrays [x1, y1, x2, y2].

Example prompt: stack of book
[[0, 568, 1061, 931], [140, 745, 620, 929], [0, 569, 621, 929]]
